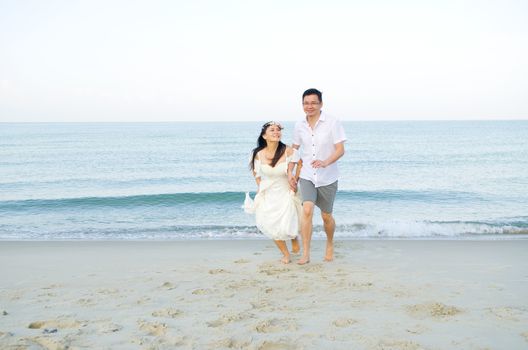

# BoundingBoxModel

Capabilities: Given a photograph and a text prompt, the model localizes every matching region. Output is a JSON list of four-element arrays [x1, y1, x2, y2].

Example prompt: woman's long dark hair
[[249, 123, 286, 171]]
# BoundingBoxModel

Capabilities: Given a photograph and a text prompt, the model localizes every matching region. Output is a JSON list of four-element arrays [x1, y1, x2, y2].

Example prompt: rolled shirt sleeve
[[332, 119, 347, 144], [289, 148, 301, 163], [293, 121, 302, 146]]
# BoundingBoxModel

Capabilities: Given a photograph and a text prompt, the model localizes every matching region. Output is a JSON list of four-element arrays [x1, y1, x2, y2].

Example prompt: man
[[288, 88, 346, 265]]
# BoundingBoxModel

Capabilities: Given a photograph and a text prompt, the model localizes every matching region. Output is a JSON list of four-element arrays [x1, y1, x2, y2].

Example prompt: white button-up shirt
[[292, 112, 347, 187]]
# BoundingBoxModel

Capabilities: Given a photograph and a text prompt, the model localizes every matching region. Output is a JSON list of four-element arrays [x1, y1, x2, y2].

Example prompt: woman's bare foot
[[291, 238, 300, 254], [297, 256, 310, 265], [324, 241, 334, 262], [280, 255, 291, 264]]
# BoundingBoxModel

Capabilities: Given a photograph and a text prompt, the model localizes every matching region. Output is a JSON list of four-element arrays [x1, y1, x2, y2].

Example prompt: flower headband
[[262, 121, 283, 130]]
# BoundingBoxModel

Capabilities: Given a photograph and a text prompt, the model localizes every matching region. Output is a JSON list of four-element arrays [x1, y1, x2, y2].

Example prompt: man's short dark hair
[[302, 88, 322, 103]]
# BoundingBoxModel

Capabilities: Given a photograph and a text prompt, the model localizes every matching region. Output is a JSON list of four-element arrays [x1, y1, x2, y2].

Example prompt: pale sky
[[1, 0, 527, 122]]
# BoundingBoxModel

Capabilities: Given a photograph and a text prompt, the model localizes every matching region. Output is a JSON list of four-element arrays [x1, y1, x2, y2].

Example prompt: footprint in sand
[[160, 282, 175, 290], [250, 300, 274, 311], [349, 281, 374, 291], [387, 288, 413, 298], [234, 259, 251, 264], [152, 308, 183, 318], [406, 302, 462, 319], [258, 263, 292, 276], [295, 283, 312, 293], [405, 324, 430, 335], [97, 288, 120, 295], [207, 312, 254, 328], [138, 320, 168, 336], [332, 318, 357, 328], [226, 279, 261, 290], [38, 292, 58, 298], [141, 335, 187, 347], [257, 339, 299, 350], [77, 298, 96, 306], [28, 319, 83, 330], [302, 263, 324, 273], [99, 322, 123, 333], [487, 306, 526, 322], [29, 336, 68, 350], [7, 291, 23, 301], [209, 269, 229, 274], [136, 296, 152, 305], [211, 337, 251, 349], [378, 339, 424, 350], [192, 288, 214, 295], [41, 284, 63, 290], [254, 318, 297, 333]]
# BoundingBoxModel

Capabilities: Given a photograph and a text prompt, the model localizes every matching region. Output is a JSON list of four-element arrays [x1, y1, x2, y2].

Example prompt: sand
[[1, 240, 527, 349]]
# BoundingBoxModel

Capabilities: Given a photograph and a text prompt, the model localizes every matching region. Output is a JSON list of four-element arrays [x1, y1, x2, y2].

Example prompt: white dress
[[247, 152, 302, 240]]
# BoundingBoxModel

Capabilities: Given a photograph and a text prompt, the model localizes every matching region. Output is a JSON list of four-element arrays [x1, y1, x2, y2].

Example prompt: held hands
[[287, 159, 328, 191], [288, 173, 298, 192]]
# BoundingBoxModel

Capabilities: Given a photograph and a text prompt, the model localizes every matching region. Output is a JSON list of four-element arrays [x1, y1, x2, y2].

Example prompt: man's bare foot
[[291, 239, 300, 254], [324, 241, 334, 262], [297, 256, 310, 265], [280, 256, 291, 264]]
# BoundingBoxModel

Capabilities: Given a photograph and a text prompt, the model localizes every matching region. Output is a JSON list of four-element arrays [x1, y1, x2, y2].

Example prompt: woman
[[248, 121, 302, 264]]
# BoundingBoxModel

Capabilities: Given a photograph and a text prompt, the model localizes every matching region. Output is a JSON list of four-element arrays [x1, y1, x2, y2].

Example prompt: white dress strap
[[254, 156, 262, 177]]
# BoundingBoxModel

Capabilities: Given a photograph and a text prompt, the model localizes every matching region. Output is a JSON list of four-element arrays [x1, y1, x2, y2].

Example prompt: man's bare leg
[[321, 211, 335, 262], [298, 202, 314, 265], [273, 240, 291, 264]]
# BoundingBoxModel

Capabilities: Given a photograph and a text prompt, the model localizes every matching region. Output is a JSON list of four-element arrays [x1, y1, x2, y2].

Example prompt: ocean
[[0, 121, 527, 240]]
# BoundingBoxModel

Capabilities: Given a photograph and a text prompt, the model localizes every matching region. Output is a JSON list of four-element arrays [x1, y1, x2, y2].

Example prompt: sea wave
[[0, 189, 493, 212], [0, 192, 248, 211], [337, 219, 528, 238]]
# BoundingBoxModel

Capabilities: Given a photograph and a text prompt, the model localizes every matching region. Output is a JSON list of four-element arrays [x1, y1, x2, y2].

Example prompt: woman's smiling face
[[263, 124, 282, 142]]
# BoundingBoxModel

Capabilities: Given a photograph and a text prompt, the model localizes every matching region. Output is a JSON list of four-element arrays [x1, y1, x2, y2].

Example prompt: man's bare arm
[[287, 144, 300, 190], [311, 142, 345, 168]]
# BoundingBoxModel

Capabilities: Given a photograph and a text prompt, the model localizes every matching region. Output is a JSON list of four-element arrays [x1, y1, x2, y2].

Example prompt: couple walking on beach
[[247, 88, 347, 264]]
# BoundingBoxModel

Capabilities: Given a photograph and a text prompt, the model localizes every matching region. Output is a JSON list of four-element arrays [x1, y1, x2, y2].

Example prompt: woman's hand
[[288, 173, 298, 191]]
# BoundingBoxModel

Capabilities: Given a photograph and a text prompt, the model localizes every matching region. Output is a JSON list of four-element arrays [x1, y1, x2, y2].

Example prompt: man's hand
[[311, 159, 327, 168]]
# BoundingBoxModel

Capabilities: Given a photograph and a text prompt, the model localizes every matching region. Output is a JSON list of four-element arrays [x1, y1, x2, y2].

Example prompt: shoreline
[[1, 234, 528, 242], [1, 240, 527, 349]]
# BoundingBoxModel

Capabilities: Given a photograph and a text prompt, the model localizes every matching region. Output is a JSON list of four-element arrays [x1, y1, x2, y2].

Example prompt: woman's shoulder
[[249, 150, 260, 163]]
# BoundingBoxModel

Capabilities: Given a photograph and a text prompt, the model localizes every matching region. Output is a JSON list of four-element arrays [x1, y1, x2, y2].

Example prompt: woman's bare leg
[[273, 240, 291, 264], [291, 237, 300, 254]]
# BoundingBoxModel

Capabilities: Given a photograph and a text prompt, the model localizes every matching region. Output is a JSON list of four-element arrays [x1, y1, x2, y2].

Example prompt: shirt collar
[[302, 111, 325, 124]]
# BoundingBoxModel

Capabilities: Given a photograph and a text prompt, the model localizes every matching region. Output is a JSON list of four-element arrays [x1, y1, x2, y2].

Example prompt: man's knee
[[302, 202, 315, 217], [321, 211, 334, 223]]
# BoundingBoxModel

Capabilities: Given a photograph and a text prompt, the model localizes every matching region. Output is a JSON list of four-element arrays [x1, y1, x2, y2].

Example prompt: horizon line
[[1, 119, 527, 123]]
